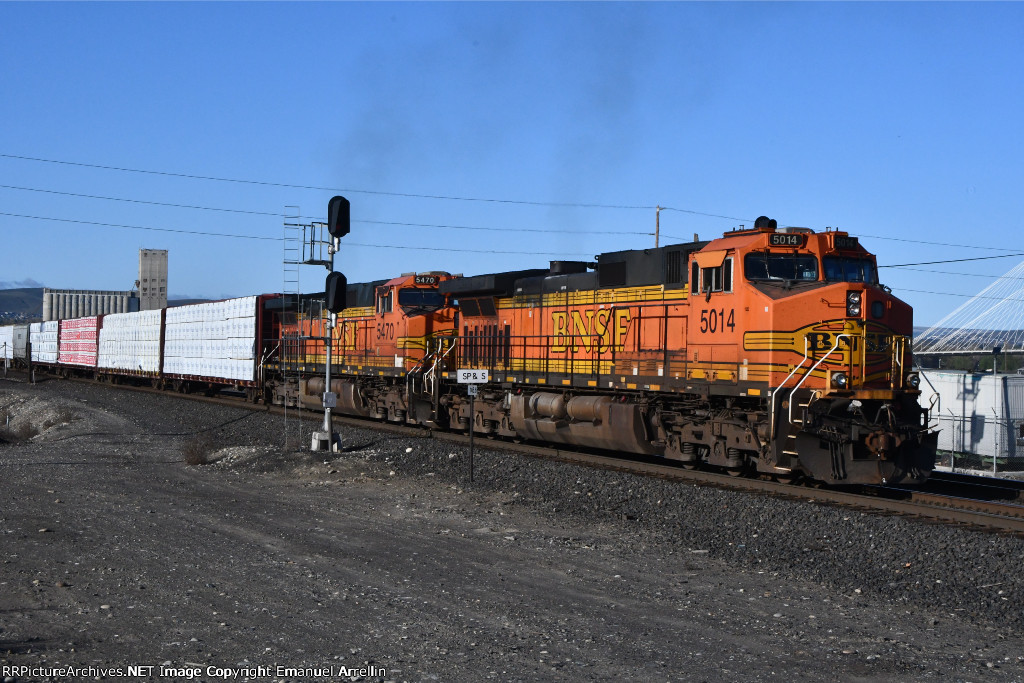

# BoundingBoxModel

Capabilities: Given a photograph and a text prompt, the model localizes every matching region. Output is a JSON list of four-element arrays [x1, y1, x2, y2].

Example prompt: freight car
[[279, 217, 937, 485], [9, 295, 285, 401]]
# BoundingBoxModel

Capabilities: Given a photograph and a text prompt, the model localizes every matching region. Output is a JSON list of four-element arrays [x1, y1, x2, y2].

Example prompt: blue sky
[[1, 2, 1022, 326]]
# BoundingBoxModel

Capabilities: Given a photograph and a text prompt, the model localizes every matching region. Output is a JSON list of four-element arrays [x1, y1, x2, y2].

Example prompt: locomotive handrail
[[769, 336, 811, 440], [788, 333, 852, 428], [892, 335, 906, 389], [424, 338, 457, 396], [769, 332, 853, 440]]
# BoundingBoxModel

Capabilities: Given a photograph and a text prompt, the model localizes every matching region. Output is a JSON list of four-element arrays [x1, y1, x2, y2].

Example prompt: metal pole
[[655, 206, 661, 248], [469, 392, 475, 483], [320, 233, 341, 452], [324, 313, 334, 436], [993, 354, 998, 475]]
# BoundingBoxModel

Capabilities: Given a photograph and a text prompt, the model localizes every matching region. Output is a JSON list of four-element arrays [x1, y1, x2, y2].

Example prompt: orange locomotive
[[289, 216, 936, 485], [284, 272, 464, 425]]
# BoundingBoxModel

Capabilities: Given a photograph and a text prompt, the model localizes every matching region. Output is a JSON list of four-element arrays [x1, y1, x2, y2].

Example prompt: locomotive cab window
[[824, 257, 878, 284], [744, 252, 819, 282], [690, 256, 733, 294], [376, 289, 393, 314], [397, 288, 444, 316]]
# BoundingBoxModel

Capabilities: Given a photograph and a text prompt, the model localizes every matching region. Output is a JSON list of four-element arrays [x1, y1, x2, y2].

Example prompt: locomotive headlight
[[846, 291, 862, 317], [832, 372, 849, 389], [906, 372, 921, 389]]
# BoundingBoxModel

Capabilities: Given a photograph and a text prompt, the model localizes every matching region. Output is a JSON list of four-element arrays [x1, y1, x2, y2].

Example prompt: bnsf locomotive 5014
[[2, 215, 938, 486]]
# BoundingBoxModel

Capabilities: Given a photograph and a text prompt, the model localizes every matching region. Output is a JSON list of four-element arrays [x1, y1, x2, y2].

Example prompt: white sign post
[[457, 369, 489, 384], [457, 369, 488, 482]]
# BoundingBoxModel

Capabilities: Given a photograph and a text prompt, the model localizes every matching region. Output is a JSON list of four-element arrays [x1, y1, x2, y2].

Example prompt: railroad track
[[7, 369, 1024, 535]]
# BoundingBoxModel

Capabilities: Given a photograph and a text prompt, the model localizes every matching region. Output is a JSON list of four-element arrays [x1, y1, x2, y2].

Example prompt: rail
[[16, 367, 1024, 535]]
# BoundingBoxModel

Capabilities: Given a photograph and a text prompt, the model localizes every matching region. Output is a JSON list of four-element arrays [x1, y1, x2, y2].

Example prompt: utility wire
[[18, 182, 1019, 248], [856, 232, 1013, 252], [5, 172, 1022, 265], [0, 212, 596, 256], [0, 183, 284, 217], [345, 242, 593, 257], [898, 267, 1024, 281], [881, 253, 1024, 267], [0, 153, 650, 210], [358, 218, 650, 236], [659, 207, 752, 222], [0, 212, 280, 241], [0, 183, 654, 236], [1, 152, 763, 221], [899, 288, 1024, 304], [9, 153, 1021, 252]]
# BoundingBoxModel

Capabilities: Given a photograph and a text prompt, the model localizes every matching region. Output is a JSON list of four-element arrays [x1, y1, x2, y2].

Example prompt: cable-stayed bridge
[[914, 260, 1024, 357]]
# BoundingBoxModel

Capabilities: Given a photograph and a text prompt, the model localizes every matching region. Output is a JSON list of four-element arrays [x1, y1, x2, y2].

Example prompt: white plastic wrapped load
[[30, 320, 59, 363], [163, 295, 257, 382], [97, 309, 163, 373], [0, 325, 13, 361], [58, 316, 101, 367]]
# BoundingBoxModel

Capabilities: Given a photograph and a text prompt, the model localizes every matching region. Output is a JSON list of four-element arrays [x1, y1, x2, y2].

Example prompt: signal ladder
[[282, 208, 304, 452]]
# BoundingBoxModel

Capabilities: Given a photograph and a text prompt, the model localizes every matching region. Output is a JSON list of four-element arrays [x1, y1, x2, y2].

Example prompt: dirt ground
[[2, 378, 1024, 682]]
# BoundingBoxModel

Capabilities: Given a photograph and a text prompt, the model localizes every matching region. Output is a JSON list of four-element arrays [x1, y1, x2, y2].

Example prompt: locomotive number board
[[414, 275, 439, 285], [833, 236, 859, 250], [768, 233, 805, 247]]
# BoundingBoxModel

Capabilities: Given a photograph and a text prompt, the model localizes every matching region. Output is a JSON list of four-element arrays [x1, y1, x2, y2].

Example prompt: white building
[[137, 249, 168, 310], [919, 370, 1024, 465]]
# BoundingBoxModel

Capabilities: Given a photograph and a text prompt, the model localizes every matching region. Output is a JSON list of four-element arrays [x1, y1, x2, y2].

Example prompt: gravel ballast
[[1, 377, 1023, 682]]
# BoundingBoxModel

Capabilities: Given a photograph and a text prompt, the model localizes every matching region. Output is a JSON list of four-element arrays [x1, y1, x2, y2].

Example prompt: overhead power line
[[5, 161, 1017, 258], [0, 183, 654, 236], [0, 152, 765, 222], [12, 181, 1023, 252], [900, 288, 1024, 304], [0, 212, 280, 241], [659, 207, 752, 222], [0, 212, 595, 257], [898, 267, 1024, 281], [0, 183, 284, 217], [0, 152, 651, 210], [856, 232, 1014, 252], [881, 253, 1024, 268]]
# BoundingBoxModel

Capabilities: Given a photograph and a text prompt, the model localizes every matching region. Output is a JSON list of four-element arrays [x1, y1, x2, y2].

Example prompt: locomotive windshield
[[823, 257, 877, 284], [744, 252, 819, 281], [398, 288, 445, 316]]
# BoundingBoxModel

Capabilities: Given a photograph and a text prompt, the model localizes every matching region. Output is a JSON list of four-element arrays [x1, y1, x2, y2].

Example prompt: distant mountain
[[0, 287, 43, 322]]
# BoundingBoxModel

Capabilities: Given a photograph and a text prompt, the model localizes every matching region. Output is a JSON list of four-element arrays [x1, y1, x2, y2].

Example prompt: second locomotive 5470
[[280, 216, 938, 485]]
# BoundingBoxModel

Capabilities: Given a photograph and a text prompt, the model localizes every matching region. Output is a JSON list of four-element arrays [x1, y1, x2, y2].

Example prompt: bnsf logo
[[807, 332, 892, 354], [550, 309, 632, 353]]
